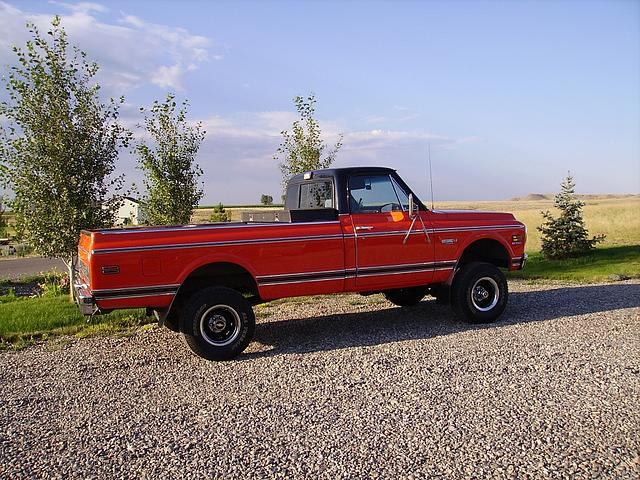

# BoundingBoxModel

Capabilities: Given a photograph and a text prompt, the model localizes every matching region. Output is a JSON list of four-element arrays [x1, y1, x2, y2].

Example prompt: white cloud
[[152, 64, 187, 90], [0, 1, 218, 91], [182, 112, 475, 204], [48, 1, 106, 14]]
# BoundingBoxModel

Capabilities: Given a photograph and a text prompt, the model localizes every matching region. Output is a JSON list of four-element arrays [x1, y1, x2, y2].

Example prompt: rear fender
[[157, 254, 259, 331]]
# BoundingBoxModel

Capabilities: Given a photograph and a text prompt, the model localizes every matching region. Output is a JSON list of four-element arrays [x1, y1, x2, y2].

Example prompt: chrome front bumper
[[512, 253, 528, 270], [74, 282, 95, 315]]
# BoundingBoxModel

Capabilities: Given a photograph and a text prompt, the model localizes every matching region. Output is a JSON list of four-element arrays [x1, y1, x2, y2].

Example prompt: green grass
[[509, 245, 640, 283], [0, 295, 153, 349]]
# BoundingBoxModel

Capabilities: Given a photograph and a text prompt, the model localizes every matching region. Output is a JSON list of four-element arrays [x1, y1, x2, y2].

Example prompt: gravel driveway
[[1, 280, 639, 479]]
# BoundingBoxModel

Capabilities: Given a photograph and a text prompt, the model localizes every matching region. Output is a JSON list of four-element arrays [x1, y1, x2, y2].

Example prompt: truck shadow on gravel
[[244, 283, 640, 359]]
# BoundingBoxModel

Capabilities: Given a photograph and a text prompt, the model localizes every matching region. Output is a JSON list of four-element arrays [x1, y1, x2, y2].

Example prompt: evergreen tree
[[538, 173, 605, 259], [210, 203, 230, 222]]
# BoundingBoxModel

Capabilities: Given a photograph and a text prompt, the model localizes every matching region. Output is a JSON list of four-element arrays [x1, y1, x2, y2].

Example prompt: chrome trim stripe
[[93, 284, 180, 301], [433, 224, 524, 233], [256, 268, 346, 280], [356, 268, 434, 278], [257, 270, 346, 285], [357, 230, 426, 238], [257, 277, 344, 287], [356, 225, 524, 238], [256, 260, 458, 286], [92, 284, 181, 294], [93, 234, 345, 255], [95, 220, 342, 235], [95, 292, 176, 301]]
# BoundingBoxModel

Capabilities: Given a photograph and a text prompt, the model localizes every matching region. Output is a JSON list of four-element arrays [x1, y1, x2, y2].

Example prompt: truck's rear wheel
[[181, 287, 255, 361], [451, 262, 508, 323], [383, 286, 428, 307]]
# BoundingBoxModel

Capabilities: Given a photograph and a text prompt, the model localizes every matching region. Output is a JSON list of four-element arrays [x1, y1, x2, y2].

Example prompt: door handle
[[355, 226, 374, 231]]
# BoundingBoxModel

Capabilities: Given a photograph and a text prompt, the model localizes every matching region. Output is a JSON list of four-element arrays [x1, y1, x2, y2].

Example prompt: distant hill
[[510, 193, 550, 201]]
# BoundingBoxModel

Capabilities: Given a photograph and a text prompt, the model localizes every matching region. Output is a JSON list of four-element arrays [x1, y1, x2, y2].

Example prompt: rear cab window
[[299, 181, 334, 209], [284, 179, 338, 222]]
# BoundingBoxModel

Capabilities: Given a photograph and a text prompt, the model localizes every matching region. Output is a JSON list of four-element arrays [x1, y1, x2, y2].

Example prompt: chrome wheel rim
[[200, 305, 241, 346], [471, 277, 499, 312]]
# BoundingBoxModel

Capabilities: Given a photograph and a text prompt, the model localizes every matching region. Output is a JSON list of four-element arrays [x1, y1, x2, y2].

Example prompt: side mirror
[[409, 193, 418, 218]]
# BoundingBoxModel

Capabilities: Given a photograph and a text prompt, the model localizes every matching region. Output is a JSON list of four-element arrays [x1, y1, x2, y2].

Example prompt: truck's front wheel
[[181, 287, 255, 361], [451, 262, 508, 324]]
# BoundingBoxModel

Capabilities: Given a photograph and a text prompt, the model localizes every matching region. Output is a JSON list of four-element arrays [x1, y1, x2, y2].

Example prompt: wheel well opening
[[163, 262, 259, 332], [458, 239, 510, 269], [180, 262, 258, 298]]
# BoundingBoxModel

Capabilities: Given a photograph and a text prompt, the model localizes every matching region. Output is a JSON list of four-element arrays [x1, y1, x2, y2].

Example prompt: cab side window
[[348, 175, 403, 213]]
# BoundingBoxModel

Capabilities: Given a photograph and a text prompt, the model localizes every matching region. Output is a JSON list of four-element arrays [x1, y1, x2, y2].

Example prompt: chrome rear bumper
[[74, 282, 95, 315]]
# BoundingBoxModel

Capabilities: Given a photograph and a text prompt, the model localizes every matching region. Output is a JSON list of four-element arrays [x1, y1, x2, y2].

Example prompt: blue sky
[[1, 0, 639, 203]]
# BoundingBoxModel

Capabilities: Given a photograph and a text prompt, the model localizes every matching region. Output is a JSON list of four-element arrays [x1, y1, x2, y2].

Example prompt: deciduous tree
[[136, 94, 205, 225], [274, 94, 342, 189], [0, 17, 129, 295]]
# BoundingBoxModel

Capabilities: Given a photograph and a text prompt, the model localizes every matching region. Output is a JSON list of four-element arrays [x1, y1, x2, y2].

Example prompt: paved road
[[0, 257, 66, 280], [1, 281, 639, 478]]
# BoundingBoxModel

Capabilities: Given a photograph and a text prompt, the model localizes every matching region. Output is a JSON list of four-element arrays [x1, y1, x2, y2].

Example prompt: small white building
[[115, 197, 147, 226]]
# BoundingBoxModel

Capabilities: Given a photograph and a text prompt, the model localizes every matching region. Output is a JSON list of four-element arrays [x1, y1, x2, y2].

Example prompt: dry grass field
[[193, 195, 640, 254], [191, 205, 283, 223], [433, 195, 640, 253]]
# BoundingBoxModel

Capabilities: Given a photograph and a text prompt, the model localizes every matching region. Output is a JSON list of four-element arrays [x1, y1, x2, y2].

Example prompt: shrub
[[39, 271, 70, 297], [538, 174, 605, 259], [260, 194, 273, 205], [210, 203, 231, 222], [0, 288, 17, 304]]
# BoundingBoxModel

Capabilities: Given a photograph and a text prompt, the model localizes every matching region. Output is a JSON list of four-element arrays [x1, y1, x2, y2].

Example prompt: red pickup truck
[[75, 167, 527, 360]]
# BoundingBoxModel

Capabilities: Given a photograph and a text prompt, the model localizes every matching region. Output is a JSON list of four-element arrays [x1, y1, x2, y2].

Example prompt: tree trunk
[[65, 255, 77, 302]]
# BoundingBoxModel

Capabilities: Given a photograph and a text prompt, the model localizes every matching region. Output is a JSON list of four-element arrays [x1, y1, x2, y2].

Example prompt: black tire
[[429, 284, 450, 305], [451, 262, 508, 324], [181, 286, 255, 361], [383, 286, 428, 307]]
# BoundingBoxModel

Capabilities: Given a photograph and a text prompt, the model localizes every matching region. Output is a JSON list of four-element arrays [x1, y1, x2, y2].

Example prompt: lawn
[[0, 293, 152, 349], [509, 245, 640, 283]]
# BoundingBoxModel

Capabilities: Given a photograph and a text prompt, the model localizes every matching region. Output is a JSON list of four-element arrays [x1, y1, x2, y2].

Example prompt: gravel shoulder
[[1, 280, 639, 479]]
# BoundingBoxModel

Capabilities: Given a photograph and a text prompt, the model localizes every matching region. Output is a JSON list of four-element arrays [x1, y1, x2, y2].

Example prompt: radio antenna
[[428, 143, 435, 210]]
